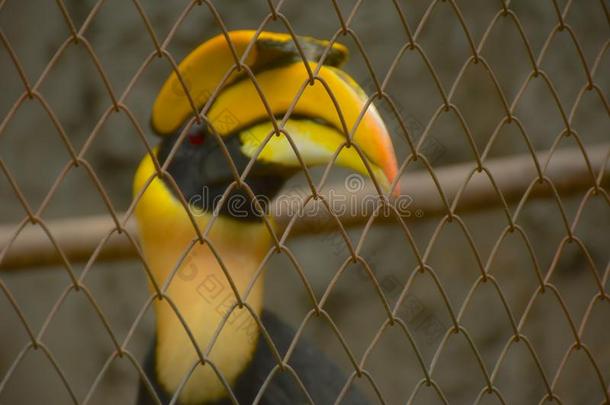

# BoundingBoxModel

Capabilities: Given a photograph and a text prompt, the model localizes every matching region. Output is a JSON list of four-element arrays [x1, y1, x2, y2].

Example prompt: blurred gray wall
[[0, 1, 608, 404]]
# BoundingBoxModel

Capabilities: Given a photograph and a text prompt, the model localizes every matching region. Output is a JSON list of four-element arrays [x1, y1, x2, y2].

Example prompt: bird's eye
[[187, 121, 206, 146]]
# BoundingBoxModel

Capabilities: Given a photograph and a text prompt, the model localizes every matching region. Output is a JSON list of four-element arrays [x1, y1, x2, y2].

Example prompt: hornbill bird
[[134, 31, 398, 404]]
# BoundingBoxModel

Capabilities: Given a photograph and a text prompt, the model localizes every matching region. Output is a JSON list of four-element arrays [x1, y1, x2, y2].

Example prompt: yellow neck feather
[[133, 152, 274, 404]]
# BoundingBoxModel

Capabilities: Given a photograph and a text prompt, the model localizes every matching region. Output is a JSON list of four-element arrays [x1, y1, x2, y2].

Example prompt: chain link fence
[[1, 0, 609, 404]]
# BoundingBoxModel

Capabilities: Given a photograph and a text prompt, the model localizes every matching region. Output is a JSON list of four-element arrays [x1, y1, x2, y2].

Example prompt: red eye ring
[[188, 132, 205, 145], [187, 123, 205, 145]]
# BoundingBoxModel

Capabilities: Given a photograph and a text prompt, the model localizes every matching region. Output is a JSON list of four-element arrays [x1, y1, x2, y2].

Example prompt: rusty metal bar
[[0, 143, 607, 271]]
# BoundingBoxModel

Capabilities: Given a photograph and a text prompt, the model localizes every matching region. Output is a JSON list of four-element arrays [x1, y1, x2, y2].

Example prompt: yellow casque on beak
[[152, 30, 348, 135], [207, 61, 399, 194]]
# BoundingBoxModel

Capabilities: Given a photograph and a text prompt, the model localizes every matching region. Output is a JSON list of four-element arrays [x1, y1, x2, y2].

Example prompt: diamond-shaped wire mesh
[[0, 0, 609, 404]]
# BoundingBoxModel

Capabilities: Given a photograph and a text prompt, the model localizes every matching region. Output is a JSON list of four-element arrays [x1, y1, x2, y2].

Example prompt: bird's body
[[137, 311, 369, 405], [133, 30, 398, 404]]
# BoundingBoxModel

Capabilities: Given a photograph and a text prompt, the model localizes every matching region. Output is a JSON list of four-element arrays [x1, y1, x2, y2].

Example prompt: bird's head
[[134, 30, 399, 230]]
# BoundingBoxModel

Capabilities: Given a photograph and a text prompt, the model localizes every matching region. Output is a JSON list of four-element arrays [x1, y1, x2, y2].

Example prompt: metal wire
[[0, 0, 609, 404]]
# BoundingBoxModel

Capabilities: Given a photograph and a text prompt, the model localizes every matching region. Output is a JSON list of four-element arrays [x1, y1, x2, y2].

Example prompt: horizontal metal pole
[[1, 144, 608, 271]]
